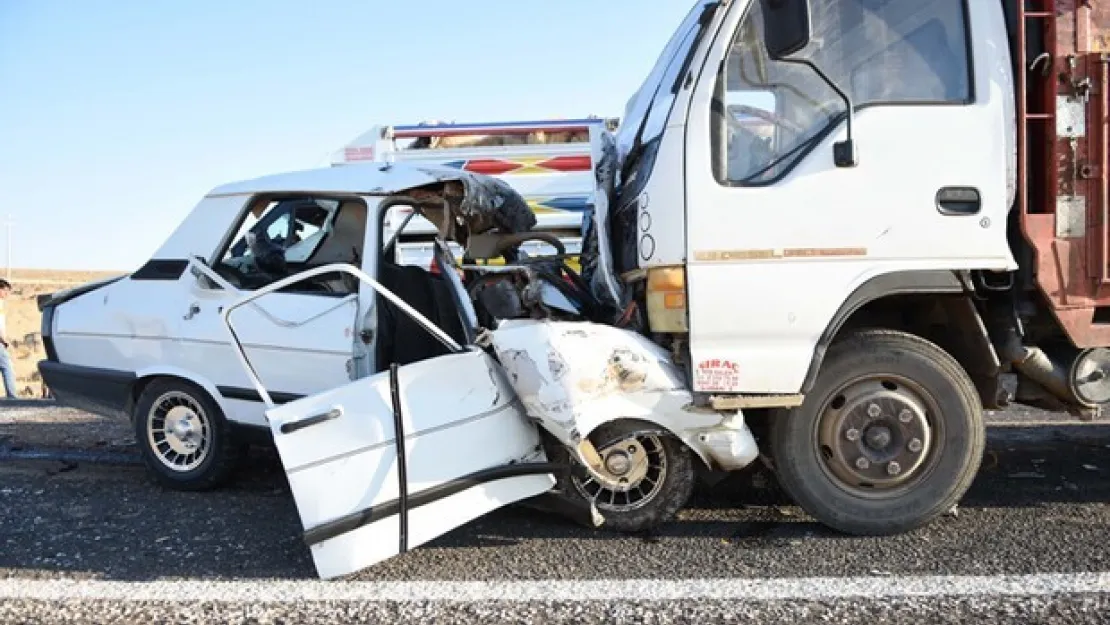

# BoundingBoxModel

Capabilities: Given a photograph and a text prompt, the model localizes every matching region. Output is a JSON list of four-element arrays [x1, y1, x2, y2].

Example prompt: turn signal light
[[646, 267, 688, 333]]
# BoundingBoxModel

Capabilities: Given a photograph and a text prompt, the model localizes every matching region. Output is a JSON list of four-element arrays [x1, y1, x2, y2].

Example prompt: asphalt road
[[1, 404, 1110, 623]]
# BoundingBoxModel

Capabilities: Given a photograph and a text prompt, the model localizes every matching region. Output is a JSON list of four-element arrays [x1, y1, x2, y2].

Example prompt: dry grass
[[4, 268, 126, 398]]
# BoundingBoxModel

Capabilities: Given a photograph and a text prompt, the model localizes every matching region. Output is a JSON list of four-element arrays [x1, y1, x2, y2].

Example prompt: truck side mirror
[[759, 0, 812, 59], [759, 0, 857, 167]]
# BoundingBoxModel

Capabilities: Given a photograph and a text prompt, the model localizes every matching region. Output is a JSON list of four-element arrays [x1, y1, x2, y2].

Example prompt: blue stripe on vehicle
[[538, 196, 590, 212]]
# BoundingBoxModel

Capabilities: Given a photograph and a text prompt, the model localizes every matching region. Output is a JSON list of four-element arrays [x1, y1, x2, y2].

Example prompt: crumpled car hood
[[403, 165, 537, 246]]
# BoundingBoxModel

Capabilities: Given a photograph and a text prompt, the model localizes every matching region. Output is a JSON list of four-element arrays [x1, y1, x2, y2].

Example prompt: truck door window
[[713, 0, 972, 186]]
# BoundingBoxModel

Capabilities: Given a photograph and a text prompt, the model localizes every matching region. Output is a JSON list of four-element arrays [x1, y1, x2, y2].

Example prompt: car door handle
[[280, 407, 342, 434], [936, 187, 981, 216]]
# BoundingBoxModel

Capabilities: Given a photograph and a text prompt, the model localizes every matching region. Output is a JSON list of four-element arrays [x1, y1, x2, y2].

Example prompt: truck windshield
[[615, 0, 720, 166], [717, 0, 971, 185]]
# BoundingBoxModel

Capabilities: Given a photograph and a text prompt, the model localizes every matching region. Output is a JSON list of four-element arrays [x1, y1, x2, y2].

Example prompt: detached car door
[[265, 348, 552, 579]]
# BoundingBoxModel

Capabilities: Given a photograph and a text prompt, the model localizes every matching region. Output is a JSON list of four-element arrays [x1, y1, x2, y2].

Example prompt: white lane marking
[[0, 573, 1108, 603]]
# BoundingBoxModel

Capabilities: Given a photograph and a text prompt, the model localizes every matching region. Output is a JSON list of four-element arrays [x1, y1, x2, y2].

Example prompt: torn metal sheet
[[580, 129, 627, 319], [489, 319, 760, 473], [407, 167, 537, 247]]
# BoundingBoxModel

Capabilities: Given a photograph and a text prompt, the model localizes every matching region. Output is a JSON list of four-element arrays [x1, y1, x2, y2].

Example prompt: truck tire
[[770, 328, 984, 535], [132, 378, 243, 492], [553, 419, 695, 533]]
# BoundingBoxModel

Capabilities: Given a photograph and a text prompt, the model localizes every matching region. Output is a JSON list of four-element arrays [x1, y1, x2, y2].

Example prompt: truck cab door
[[219, 257, 554, 580], [679, 0, 1017, 393]]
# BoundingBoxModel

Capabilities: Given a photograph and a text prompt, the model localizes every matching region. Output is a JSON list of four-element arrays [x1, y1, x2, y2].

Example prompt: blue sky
[[0, 1, 693, 271]]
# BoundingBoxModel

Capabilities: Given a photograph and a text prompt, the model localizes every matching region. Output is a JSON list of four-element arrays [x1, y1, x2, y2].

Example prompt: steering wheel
[[465, 231, 567, 264]]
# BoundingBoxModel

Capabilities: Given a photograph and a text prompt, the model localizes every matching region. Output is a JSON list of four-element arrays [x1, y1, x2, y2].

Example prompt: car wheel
[[132, 378, 243, 491], [560, 419, 696, 533]]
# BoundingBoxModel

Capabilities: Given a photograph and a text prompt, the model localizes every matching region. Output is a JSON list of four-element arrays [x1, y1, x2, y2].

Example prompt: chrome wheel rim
[[815, 375, 942, 499], [146, 391, 211, 472], [571, 431, 668, 512]]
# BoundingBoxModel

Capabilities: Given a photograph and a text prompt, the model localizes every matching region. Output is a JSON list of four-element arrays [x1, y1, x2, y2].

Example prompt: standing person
[[0, 279, 17, 399]]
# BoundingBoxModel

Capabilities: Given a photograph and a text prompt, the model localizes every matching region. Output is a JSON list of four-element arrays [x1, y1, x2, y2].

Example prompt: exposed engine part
[[472, 277, 525, 320]]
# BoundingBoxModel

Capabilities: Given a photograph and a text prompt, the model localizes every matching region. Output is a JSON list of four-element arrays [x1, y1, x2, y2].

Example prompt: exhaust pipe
[[999, 334, 1110, 409]]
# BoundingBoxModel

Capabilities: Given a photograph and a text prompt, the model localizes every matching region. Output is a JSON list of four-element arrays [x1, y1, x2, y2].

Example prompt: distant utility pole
[[3, 214, 10, 281]]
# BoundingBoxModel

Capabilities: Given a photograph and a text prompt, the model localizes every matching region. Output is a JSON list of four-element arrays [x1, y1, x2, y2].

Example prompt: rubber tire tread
[[769, 328, 985, 536], [573, 419, 696, 533], [132, 377, 243, 492]]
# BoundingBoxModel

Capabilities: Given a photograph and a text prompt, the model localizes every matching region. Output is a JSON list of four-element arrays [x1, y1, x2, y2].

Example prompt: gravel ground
[[1, 403, 1109, 623], [1, 425, 1109, 583], [0, 402, 133, 453]]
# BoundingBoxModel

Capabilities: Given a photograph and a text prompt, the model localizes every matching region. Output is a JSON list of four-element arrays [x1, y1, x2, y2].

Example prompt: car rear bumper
[[37, 361, 135, 420]]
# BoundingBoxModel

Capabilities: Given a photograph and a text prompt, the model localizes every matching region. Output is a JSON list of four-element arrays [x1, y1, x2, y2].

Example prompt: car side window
[[713, 0, 972, 186], [205, 196, 365, 296]]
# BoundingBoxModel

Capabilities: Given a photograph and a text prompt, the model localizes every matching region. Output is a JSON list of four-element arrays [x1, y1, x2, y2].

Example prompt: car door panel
[[172, 287, 359, 396], [264, 348, 553, 580]]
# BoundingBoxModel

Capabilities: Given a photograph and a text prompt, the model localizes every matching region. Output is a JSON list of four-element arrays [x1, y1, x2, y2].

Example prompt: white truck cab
[[36, 0, 1110, 577]]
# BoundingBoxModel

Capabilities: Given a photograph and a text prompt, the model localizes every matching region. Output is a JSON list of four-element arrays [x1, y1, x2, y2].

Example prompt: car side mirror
[[188, 255, 221, 290], [188, 255, 207, 278], [759, 0, 812, 60]]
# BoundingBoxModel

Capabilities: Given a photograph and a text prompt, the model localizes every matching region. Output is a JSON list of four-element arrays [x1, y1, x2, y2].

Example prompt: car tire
[[553, 418, 695, 533], [132, 378, 243, 491], [769, 328, 985, 535]]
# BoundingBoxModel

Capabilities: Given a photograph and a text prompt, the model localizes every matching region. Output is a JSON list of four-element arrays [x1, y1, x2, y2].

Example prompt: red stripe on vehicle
[[537, 155, 592, 172], [464, 160, 522, 175]]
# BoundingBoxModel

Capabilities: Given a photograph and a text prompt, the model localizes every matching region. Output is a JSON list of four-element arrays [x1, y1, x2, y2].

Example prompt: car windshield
[[614, 0, 720, 165]]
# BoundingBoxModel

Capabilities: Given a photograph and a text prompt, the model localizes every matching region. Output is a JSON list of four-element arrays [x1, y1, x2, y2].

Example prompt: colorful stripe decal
[[526, 196, 590, 214], [443, 155, 592, 176]]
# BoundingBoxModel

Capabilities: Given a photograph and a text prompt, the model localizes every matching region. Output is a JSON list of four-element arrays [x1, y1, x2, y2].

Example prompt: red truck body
[[1018, 1, 1110, 347]]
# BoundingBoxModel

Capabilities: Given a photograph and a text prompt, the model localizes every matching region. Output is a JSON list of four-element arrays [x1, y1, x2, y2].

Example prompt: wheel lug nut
[[908, 438, 923, 453], [899, 410, 913, 423], [846, 428, 860, 442], [887, 461, 902, 476], [867, 403, 881, 417], [855, 457, 870, 470]]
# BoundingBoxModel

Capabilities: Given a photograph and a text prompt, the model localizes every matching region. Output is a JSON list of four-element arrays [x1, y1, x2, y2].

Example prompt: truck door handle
[[280, 407, 342, 434], [936, 187, 981, 216]]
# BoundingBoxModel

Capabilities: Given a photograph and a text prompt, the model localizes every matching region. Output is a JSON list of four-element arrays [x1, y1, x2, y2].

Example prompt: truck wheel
[[770, 328, 984, 535], [132, 378, 243, 492], [564, 419, 695, 533]]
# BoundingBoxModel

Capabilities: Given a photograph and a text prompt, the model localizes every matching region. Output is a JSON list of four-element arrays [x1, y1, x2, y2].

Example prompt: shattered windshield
[[615, 0, 720, 165]]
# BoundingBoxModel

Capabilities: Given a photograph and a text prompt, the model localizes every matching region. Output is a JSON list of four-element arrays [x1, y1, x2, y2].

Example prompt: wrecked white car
[[36, 160, 759, 578]]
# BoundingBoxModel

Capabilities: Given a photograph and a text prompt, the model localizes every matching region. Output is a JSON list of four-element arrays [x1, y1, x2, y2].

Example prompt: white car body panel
[[489, 319, 759, 472], [40, 162, 537, 429], [264, 349, 553, 580]]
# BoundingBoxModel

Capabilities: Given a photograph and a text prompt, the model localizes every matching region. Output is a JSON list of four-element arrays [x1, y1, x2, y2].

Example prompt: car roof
[[206, 162, 459, 198]]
